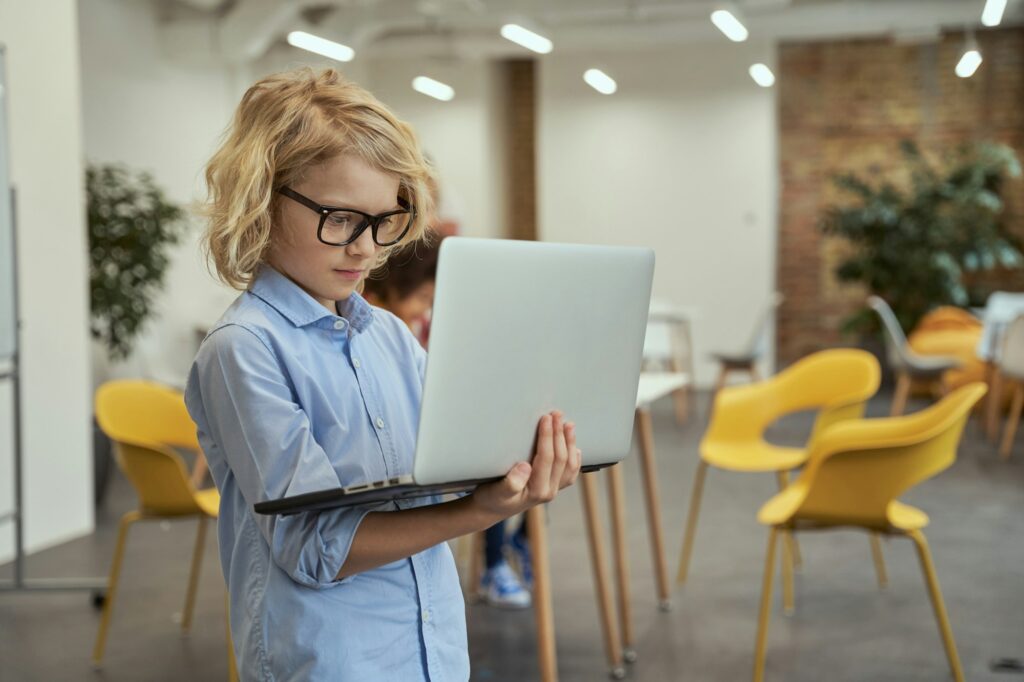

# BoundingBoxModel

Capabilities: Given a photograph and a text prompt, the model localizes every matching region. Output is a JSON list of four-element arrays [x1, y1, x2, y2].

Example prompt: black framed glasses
[[277, 186, 415, 247]]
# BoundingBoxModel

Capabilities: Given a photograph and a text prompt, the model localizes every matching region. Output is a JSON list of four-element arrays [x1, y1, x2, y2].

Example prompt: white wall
[[79, 0, 240, 390], [79, 1, 507, 391], [538, 44, 779, 387], [0, 0, 93, 561], [361, 58, 507, 239]]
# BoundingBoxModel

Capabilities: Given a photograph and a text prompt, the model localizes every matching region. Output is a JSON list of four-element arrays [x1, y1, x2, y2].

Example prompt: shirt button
[[353, 358, 361, 369], [333, 320, 345, 330], [422, 609, 431, 622], [376, 417, 385, 429]]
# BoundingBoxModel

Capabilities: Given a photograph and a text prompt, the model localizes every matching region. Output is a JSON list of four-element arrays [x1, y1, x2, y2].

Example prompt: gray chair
[[997, 314, 1024, 459], [711, 292, 783, 391], [867, 296, 961, 416]]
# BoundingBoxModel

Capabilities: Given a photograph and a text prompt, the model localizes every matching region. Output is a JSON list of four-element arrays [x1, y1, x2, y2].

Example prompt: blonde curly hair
[[202, 67, 436, 290]]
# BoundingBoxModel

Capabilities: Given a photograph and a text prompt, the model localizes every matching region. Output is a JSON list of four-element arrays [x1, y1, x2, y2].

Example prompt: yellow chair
[[92, 380, 235, 680], [676, 349, 884, 611], [752, 382, 986, 682]]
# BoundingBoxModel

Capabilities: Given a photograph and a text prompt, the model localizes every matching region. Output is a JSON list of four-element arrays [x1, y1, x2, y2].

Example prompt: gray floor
[[1, 390, 1023, 681]]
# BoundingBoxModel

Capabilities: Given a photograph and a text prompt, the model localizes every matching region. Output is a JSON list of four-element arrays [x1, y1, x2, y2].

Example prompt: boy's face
[[268, 153, 402, 311]]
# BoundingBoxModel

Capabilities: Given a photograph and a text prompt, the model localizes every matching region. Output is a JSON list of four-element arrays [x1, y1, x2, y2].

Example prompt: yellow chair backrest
[[704, 349, 881, 446], [790, 382, 986, 528], [95, 380, 202, 516]]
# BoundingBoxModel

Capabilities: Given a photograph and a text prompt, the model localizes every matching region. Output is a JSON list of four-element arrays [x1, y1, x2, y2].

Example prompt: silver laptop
[[254, 237, 655, 515]]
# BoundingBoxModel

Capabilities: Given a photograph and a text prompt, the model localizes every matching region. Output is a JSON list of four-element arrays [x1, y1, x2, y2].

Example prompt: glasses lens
[[321, 210, 364, 245], [373, 212, 412, 245]]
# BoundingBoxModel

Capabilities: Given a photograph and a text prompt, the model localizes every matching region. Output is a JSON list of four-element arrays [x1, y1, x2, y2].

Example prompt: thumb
[[504, 461, 531, 493]]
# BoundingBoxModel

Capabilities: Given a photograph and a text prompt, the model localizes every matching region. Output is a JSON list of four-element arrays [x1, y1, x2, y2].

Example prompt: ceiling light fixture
[[749, 63, 775, 87], [981, 0, 1007, 27], [583, 69, 617, 95], [500, 23, 553, 54], [955, 32, 983, 78], [710, 9, 749, 42], [286, 31, 355, 62], [412, 76, 455, 101]]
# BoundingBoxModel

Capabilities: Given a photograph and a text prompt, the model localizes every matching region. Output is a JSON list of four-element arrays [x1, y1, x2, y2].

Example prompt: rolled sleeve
[[190, 323, 372, 588]]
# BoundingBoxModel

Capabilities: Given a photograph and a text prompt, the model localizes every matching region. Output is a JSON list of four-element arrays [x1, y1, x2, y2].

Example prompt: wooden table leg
[[527, 505, 558, 682], [987, 364, 1003, 443], [635, 407, 672, 610], [580, 472, 625, 678], [606, 463, 635, 662]]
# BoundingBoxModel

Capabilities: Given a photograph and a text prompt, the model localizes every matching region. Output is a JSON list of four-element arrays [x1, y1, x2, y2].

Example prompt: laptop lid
[[413, 237, 655, 486]]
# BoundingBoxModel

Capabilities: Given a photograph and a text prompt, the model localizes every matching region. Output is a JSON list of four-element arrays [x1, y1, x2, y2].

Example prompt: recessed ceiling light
[[286, 31, 355, 62], [500, 23, 553, 54], [584, 69, 617, 95], [412, 76, 455, 101]]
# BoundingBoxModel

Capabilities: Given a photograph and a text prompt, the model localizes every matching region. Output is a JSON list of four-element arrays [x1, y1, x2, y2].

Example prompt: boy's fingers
[[548, 414, 568, 491], [528, 414, 555, 498], [505, 461, 531, 494]]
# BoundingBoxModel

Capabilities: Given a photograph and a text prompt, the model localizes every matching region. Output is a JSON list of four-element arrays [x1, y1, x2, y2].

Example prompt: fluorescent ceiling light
[[412, 76, 455, 101], [955, 49, 983, 78], [500, 23, 553, 54], [710, 9, 749, 42], [981, 0, 1007, 27], [583, 68, 617, 95], [287, 31, 355, 62], [749, 63, 775, 87]]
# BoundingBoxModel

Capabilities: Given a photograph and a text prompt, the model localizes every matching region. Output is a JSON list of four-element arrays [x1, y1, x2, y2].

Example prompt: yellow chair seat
[[887, 500, 930, 531], [759, 491, 930, 532], [195, 487, 221, 519], [701, 443, 807, 473]]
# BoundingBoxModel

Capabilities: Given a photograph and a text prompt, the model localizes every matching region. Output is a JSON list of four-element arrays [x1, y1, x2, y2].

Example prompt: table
[[528, 371, 691, 680], [645, 302, 697, 423], [976, 293, 1024, 440]]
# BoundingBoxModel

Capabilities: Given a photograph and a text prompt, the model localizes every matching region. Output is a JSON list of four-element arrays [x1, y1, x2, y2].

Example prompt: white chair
[[643, 301, 695, 423], [998, 314, 1024, 459], [868, 296, 961, 416], [710, 292, 783, 391]]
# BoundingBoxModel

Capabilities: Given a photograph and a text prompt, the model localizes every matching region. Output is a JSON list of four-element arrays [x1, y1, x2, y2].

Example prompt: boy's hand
[[471, 411, 582, 520]]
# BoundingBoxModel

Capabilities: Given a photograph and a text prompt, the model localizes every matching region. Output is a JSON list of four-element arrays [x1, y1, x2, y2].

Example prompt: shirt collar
[[249, 265, 375, 333]]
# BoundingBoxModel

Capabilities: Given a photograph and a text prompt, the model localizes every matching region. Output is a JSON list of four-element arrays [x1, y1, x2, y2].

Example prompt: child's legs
[[484, 520, 507, 569]]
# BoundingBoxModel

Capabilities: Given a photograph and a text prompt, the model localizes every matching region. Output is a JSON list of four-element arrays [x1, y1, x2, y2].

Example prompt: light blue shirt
[[184, 265, 468, 681]]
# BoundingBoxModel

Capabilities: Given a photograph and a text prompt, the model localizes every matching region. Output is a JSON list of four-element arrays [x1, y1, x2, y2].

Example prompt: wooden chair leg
[[753, 528, 779, 682], [226, 593, 238, 682], [775, 471, 802, 570], [869, 533, 888, 588], [669, 357, 690, 424], [749, 364, 761, 382], [907, 530, 965, 682], [579, 473, 624, 677], [891, 372, 912, 416], [526, 505, 557, 682], [635, 408, 671, 608], [999, 382, 1024, 460], [780, 528, 795, 616], [182, 514, 208, 632], [715, 366, 730, 393], [987, 369, 1004, 443], [606, 464, 634, 660], [92, 511, 141, 667], [676, 461, 708, 586], [466, 530, 485, 598]]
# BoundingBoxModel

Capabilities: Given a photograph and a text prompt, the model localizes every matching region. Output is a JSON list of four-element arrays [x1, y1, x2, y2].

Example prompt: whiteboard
[[0, 46, 14, 361]]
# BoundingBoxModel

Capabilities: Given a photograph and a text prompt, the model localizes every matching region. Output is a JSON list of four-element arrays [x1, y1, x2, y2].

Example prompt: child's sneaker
[[479, 560, 531, 609], [507, 532, 533, 590]]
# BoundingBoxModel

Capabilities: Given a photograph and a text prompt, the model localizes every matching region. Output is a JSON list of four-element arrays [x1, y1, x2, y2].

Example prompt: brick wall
[[777, 27, 1024, 365]]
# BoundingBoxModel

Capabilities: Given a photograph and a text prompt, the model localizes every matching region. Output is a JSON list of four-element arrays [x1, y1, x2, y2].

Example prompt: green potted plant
[[821, 139, 1023, 344], [87, 163, 185, 504]]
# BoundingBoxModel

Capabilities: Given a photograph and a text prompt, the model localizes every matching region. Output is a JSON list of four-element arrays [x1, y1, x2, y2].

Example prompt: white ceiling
[[150, 0, 1024, 64]]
